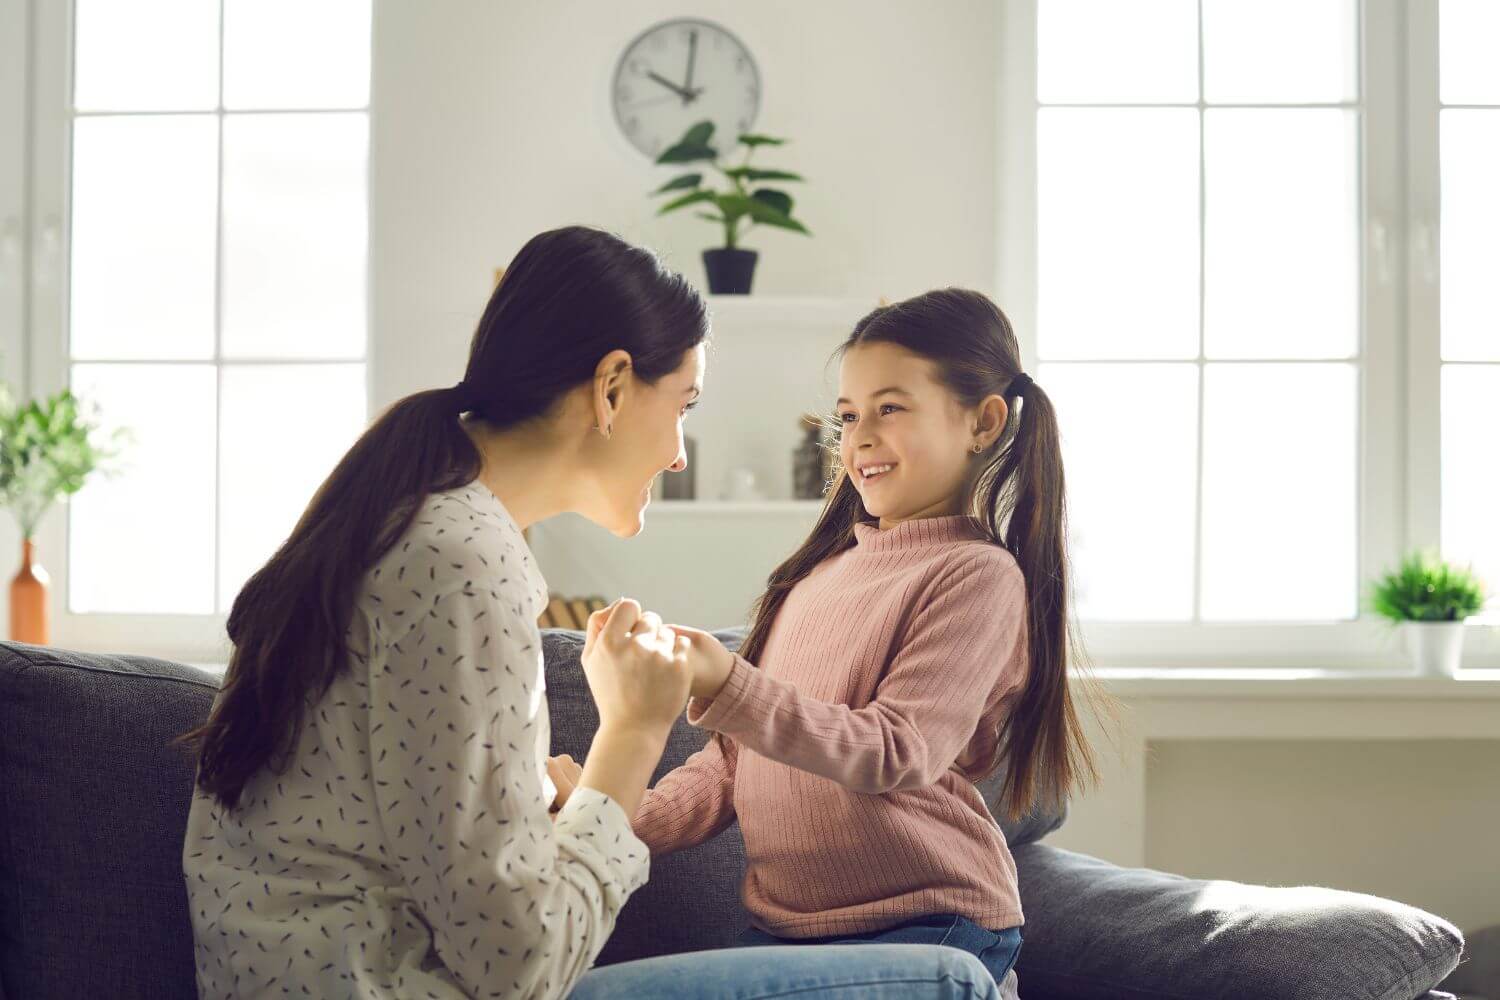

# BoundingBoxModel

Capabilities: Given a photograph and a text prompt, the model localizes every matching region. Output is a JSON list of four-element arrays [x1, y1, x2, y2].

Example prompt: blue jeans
[[736, 914, 1023, 985], [568, 942, 1000, 999]]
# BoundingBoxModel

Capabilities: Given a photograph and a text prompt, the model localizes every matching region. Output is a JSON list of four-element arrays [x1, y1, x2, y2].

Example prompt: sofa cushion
[[1012, 842, 1465, 1000], [540, 625, 1068, 965], [0, 641, 217, 1000]]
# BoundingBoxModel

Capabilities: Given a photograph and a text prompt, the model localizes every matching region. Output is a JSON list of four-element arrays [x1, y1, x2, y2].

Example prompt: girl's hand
[[546, 753, 582, 813], [663, 623, 736, 701]]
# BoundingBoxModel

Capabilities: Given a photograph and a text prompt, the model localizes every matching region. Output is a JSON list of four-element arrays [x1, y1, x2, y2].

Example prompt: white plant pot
[[1402, 620, 1467, 677]]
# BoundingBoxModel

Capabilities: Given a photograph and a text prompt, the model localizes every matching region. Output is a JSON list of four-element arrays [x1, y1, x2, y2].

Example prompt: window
[[1437, 0, 1500, 619], [60, 1, 371, 634], [999, 0, 1498, 665]]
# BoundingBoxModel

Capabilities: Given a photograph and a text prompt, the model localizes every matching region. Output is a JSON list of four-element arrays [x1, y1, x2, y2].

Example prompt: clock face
[[612, 19, 761, 160]]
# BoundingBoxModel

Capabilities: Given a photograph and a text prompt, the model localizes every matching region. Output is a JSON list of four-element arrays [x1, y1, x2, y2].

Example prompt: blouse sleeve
[[367, 583, 649, 999]]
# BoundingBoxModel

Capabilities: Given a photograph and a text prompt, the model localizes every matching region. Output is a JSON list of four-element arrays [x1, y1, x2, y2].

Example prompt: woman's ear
[[592, 350, 633, 432]]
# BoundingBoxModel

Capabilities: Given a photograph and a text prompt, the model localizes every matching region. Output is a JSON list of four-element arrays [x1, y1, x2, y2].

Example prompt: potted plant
[[0, 385, 124, 644], [650, 119, 810, 294], [1368, 551, 1488, 676]]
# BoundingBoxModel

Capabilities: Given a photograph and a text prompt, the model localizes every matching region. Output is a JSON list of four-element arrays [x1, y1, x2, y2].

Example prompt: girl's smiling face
[[836, 341, 1005, 529]]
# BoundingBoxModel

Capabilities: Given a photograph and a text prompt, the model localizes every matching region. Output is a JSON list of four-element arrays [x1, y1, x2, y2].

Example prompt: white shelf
[[649, 499, 826, 514], [703, 295, 878, 329]]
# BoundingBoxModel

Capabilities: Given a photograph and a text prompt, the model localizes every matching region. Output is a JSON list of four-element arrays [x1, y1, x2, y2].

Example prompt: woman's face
[[589, 343, 705, 537], [836, 342, 991, 527]]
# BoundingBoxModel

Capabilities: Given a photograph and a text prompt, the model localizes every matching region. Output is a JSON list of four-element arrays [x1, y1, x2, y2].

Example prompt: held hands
[[584, 599, 735, 703]]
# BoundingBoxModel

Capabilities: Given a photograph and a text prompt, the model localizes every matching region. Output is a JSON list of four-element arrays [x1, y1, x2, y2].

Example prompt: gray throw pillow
[[1012, 842, 1464, 1000]]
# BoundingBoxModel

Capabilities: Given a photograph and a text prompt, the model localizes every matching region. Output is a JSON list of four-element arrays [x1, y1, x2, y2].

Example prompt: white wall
[[367, 0, 1001, 409]]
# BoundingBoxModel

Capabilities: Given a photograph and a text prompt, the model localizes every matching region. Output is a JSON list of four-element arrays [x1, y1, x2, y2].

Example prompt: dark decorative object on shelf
[[792, 414, 835, 500], [650, 120, 810, 295], [663, 434, 698, 500]]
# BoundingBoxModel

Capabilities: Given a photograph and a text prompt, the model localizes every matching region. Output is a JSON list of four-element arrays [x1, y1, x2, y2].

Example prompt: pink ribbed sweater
[[632, 514, 1031, 937]]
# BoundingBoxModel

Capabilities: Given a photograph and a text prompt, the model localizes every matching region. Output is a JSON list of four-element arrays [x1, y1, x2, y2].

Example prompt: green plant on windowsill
[[1368, 551, 1486, 623], [649, 119, 810, 294], [1367, 550, 1487, 676], [0, 384, 128, 643]]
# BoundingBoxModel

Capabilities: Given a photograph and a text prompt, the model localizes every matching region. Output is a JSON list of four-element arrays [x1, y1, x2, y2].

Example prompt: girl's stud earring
[[972, 442, 983, 454]]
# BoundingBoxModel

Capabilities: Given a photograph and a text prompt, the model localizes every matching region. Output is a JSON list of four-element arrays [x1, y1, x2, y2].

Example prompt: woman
[[179, 226, 1001, 1000]]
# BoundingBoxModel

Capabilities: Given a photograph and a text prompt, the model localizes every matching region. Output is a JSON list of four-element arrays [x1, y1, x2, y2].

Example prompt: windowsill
[[1089, 666, 1500, 699]]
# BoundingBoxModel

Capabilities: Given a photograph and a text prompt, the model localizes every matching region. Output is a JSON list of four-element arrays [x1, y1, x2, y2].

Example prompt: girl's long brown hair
[[735, 288, 1102, 822], [179, 226, 708, 810]]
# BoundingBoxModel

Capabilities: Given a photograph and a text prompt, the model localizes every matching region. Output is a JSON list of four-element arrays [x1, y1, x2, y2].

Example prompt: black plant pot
[[703, 247, 758, 295]]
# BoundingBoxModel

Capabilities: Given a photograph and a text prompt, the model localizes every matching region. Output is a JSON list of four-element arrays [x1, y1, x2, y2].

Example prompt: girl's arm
[[689, 551, 1027, 796], [631, 734, 739, 856]]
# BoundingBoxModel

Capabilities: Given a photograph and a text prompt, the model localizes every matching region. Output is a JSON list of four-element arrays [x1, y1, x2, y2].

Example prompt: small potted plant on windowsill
[[1368, 551, 1488, 676], [650, 119, 810, 295], [0, 384, 125, 645]]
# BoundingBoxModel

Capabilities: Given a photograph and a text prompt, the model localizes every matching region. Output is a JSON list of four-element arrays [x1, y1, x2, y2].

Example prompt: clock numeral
[[738, 118, 749, 132], [735, 55, 746, 72], [626, 116, 640, 133], [628, 58, 645, 76], [616, 85, 633, 103]]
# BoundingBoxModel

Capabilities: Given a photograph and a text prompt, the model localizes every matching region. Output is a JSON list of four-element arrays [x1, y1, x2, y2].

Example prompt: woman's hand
[[546, 753, 582, 815], [581, 598, 692, 736], [662, 623, 736, 701]]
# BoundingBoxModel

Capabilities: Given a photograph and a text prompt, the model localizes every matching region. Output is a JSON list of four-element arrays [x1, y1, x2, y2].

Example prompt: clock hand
[[685, 30, 698, 95], [647, 70, 694, 100]]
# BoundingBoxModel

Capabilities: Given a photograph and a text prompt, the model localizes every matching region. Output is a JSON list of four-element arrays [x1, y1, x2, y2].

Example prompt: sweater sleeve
[[688, 553, 1026, 796], [368, 584, 648, 1000], [630, 735, 739, 856]]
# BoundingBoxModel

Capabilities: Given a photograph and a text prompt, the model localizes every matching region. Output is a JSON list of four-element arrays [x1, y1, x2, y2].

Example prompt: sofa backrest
[[0, 641, 218, 1000]]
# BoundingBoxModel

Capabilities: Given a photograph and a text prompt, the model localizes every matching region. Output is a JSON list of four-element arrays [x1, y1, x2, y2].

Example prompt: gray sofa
[[0, 633, 1466, 999]]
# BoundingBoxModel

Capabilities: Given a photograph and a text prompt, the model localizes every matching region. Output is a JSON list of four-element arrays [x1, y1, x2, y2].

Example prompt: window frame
[[999, 0, 1495, 669], [22, 0, 373, 663]]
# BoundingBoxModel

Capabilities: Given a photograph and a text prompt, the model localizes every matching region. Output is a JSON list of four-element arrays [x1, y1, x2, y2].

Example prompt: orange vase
[[10, 538, 50, 645]]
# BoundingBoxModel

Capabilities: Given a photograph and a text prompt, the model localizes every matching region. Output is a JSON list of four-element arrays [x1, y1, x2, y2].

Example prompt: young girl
[[612, 287, 1097, 984]]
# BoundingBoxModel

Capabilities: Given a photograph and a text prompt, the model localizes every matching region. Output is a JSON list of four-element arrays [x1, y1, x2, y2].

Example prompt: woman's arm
[[367, 585, 648, 1000], [688, 553, 1027, 795], [631, 735, 739, 855]]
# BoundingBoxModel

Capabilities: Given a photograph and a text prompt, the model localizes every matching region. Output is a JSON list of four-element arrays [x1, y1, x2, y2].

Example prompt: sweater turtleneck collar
[[852, 514, 989, 552]]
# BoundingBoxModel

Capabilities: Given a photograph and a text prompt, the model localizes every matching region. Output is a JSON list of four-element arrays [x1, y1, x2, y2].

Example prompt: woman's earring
[[972, 442, 983, 454]]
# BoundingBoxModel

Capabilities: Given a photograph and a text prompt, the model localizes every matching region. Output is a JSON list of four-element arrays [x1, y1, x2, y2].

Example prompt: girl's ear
[[973, 394, 1010, 446]]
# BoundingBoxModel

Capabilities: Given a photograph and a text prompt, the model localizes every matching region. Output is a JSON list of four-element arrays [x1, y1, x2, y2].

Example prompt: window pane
[[1202, 0, 1357, 104], [1041, 362, 1198, 620], [221, 114, 368, 359], [68, 364, 217, 613], [1038, 109, 1199, 360], [1440, 110, 1500, 361], [223, 0, 372, 110], [1037, 0, 1197, 104], [1442, 365, 1500, 611], [218, 364, 367, 609], [1204, 110, 1358, 360], [73, 0, 219, 112], [71, 116, 217, 360], [1201, 363, 1357, 620], [1441, 0, 1500, 105]]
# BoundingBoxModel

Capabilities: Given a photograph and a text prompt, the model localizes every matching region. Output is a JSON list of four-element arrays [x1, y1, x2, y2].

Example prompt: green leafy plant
[[650, 120, 810, 249], [0, 384, 126, 539], [1368, 550, 1487, 623]]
